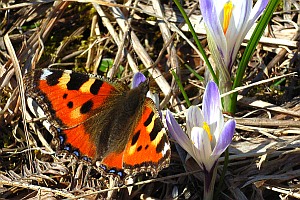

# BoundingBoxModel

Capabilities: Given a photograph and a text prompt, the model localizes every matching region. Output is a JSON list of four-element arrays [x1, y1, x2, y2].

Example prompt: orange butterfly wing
[[26, 69, 123, 158], [25, 69, 170, 178]]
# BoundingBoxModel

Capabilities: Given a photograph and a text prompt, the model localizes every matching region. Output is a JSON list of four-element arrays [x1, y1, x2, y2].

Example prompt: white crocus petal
[[208, 108, 223, 149], [147, 91, 159, 108], [214, 108, 225, 145], [214, 0, 231, 21], [213, 0, 234, 67], [191, 127, 215, 171], [226, 0, 252, 38], [186, 106, 204, 137], [225, 0, 252, 67], [189, 127, 204, 167]]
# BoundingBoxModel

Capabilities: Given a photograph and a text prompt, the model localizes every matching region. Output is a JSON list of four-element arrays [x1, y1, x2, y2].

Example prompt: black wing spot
[[156, 134, 167, 153], [90, 79, 103, 95], [80, 100, 93, 114], [67, 72, 89, 90], [63, 93, 68, 99], [131, 131, 140, 146], [144, 111, 154, 127], [137, 145, 142, 152], [145, 145, 149, 150], [46, 70, 63, 86], [149, 118, 163, 141], [67, 101, 73, 108]]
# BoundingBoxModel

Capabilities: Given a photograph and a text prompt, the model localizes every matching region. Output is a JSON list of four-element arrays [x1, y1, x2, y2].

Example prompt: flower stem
[[215, 148, 229, 199], [204, 165, 218, 200]]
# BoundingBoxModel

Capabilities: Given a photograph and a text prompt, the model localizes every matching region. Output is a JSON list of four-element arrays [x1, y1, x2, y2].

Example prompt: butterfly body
[[25, 69, 170, 179]]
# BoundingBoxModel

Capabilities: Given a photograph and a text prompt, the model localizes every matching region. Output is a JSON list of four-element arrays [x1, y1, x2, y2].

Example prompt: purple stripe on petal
[[212, 119, 236, 156], [200, 0, 218, 34], [251, 0, 269, 20], [132, 72, 146, 88], [200, 0, 226, 56], [203, 161, 217, 193], [203, 81, 221, 124], [246, 0, 269, 32], [199, 0, 214, 19], [166, 110, 185, 140], [166, 110, 195, 156]]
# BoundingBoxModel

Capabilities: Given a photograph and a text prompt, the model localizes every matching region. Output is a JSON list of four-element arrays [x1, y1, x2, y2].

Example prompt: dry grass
[[0, 0, 300, 199]]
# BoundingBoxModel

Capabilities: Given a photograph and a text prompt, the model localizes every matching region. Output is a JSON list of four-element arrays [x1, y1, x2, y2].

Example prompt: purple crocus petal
[[166, 110, 195, 157], [203, 81, 221, 125], [132, 72, 146, 88], [212, 119, 236, 156], [186, 106, 204, 136]]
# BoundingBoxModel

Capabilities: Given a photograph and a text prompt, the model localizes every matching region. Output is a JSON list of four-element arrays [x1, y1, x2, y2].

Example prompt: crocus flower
[[166, 81, 236, 199], [132, 72, 147, 88], [200, 0, 269, 73], [132, 72, 159, 108]]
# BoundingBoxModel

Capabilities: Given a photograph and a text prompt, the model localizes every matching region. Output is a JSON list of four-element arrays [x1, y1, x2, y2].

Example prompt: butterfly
[[24, 68, 171, 180]]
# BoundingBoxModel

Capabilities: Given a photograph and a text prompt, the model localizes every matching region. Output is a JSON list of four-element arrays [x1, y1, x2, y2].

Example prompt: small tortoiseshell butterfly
[[24, 69, 171, 180]]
